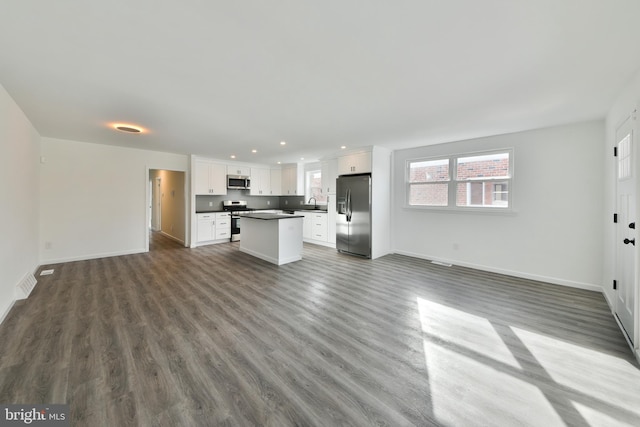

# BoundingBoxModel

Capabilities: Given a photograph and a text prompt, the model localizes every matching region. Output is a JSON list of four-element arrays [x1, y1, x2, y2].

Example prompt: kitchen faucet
[[308, 197, 317, 208]]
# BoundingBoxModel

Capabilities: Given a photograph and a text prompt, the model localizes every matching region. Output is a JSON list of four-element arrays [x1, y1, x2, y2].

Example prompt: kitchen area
[[190, 146, 392, 263]]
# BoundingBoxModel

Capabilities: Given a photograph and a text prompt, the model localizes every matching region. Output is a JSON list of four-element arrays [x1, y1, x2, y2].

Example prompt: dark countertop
[[242, 213, 304, 220], [283, 209, 328, 214], [196, 208, 327, 214]]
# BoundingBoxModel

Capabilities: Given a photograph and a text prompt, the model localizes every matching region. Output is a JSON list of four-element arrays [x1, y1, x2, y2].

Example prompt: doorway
[[147, 169, 188, 250], [615, 113, 638, 345]]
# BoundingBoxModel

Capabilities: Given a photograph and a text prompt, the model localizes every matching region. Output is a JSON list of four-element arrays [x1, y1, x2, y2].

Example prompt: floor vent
[[431, 260, 452, 267], [16, 272, 37, 300]]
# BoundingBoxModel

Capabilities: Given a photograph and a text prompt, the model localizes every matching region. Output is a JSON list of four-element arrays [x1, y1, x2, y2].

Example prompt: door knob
[[623, 238, 635, 246], [630, 222, 636, 229]]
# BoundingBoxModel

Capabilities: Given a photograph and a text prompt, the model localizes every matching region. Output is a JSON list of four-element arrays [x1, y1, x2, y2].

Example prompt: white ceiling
[[2, 0, 640, 165]]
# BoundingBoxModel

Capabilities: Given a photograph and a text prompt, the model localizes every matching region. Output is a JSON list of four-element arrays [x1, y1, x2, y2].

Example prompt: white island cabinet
[[239, 214, 304, 265]]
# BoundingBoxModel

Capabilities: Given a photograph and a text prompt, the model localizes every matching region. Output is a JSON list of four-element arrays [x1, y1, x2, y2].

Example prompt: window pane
[[306, 170, 326, 203], [409, 159, 449, 183], [456, 181, 509, 207], [618, 134, 631, 180], [456, 152, 510, 180], [409, 183, 448, 206]]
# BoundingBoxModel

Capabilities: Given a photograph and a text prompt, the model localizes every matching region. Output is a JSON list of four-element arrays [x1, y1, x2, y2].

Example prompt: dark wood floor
[[1, 233, 639, 426]]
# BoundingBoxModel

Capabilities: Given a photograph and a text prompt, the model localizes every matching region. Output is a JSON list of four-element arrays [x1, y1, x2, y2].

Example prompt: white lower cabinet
[[196, 213, 215, 242], [295, 210, 332, 247], [311, 212, 328, 241], [215, 212, 231, 240], [197, 212, 231, 245], [296, 211, 312, 239]]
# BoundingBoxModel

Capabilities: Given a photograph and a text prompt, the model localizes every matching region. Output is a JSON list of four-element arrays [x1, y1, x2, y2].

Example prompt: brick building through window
[[407, 150, 511, 209]]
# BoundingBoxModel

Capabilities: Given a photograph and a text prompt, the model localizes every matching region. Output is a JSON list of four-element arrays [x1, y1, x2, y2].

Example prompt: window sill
[[402, 205, 517, 216]]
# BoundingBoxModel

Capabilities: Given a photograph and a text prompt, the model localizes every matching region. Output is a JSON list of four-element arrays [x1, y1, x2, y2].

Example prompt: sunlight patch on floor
[[417, 297, 520, 368], [415, 296, 640, 426], [512, 327, 640, 421]]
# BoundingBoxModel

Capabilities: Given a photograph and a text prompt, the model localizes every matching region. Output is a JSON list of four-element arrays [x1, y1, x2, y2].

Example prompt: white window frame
[[405, 148, 514, 213], [305, 168, 327, 205]]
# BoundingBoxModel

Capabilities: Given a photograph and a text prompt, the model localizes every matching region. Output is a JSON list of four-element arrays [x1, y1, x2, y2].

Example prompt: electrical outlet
[[267, 201, 270, 205], [209, 202, 213, 206], [284, 200, 288, 205], [45, 241, 52, 250]]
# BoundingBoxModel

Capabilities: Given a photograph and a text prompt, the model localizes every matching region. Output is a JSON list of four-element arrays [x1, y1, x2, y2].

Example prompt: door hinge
[[614, 146, 618, 157], [614, 213, 618, 223], [613, 279, 617, 290]]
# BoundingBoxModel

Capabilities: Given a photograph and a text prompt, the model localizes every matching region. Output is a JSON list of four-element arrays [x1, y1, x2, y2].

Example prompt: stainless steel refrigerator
[[336, 173, 372, 258]]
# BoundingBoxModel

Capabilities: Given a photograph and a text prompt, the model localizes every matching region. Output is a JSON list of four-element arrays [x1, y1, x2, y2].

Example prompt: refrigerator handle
[[346, 188, 352, 222]]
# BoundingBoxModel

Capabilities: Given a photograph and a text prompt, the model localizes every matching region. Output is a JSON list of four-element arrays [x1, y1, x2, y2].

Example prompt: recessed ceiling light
[[277, 161, 281, 164], [280, 141, 286, 146], [300, 157, 304, 161], [230, 155, 236, 159], [113, 123, 144, 133], [341, 145, 346, 149], [251, 149, 257, 153]]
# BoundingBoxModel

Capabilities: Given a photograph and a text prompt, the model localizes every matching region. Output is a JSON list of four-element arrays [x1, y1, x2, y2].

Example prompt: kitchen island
[[239, 213, 304, 265]]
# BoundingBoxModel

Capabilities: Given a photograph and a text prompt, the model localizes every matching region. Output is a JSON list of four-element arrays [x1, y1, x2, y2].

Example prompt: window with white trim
[[407, 149, 512, 210], [305, 169, 327, 204]]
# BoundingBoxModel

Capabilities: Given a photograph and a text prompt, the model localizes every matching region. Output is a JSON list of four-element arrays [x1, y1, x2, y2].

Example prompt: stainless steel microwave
[[227, 175, 250, 189]]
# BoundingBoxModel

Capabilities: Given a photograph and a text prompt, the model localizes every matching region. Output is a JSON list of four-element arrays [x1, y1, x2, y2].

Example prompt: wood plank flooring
[[1, 232, 639, 426]]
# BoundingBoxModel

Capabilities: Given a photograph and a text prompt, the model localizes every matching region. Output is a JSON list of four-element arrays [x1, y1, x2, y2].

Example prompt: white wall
[[392, 120, 604, 290], [40, 137, 188, 263], [0, 84, 40, 320]]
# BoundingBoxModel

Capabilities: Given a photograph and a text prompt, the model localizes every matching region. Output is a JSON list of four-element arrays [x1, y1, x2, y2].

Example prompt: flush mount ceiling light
[[113, 123, 144, 134]]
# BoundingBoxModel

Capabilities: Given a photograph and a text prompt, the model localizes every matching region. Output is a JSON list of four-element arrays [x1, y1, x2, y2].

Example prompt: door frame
[[145, 167, 190, 251], [151, 177, 162, 231], [612, 110, 639, 356]]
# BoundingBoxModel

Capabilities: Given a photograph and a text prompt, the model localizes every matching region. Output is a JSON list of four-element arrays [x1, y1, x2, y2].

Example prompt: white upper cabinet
[[194, 159, 227, 195], [338, 151, 372, 175], [227, 165, 250, 176], [321, 158, 338, 193], [270, 168, 282, 195], [250, 167, 271, 196], [281, 164, 301, 195]]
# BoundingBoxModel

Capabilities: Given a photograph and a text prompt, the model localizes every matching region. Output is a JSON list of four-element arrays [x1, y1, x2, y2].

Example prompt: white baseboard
[[304, 239, 336, 249], [392, 250, 603, 293], [159, 231, 185, 245], [602, 289, 615, 312], [1, 264, 39, 326], [40, 248, 147, 265], [0, 299, 16, 326]]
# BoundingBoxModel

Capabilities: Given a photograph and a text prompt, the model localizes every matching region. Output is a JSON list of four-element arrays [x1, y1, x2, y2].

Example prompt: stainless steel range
[[222, 200, 254, 241]]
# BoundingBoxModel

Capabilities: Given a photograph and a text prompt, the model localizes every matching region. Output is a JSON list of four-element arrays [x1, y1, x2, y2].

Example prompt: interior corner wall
[[0, 84, 40, 321], [39, 137, 188, 264], [391, 120, 605, 290]]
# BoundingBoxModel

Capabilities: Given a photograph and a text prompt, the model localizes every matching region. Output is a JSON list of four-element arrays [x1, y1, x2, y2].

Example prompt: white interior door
[[615, 115, 637, 344]]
